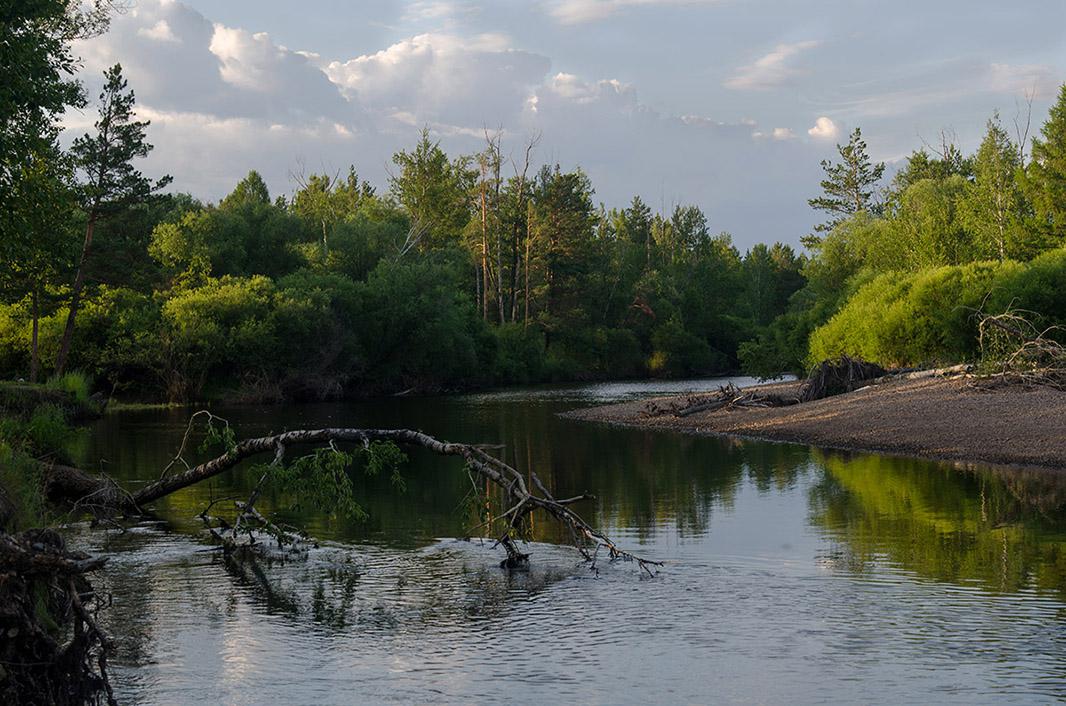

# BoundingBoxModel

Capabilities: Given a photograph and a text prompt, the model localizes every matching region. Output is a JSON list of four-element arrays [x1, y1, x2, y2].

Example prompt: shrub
[[492, 323, 545, 385], [808, 253, 1063, 367]]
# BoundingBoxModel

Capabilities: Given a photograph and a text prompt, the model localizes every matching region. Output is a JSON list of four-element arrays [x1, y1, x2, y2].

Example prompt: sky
[[68, 0, 1066, 249]]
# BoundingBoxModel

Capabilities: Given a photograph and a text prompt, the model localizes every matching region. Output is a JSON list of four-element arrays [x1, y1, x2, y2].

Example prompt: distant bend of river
[[72, 376, 1066, 705]]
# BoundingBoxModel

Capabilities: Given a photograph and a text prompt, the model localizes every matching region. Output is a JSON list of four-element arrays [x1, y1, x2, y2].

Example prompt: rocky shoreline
[[563, 376, 1066, 473]]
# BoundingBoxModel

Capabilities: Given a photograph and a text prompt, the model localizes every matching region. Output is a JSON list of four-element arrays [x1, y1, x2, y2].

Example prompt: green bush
[[648, 317, 721, 377], [492, 323, 545, 384], [808, 254, 1063, 367]]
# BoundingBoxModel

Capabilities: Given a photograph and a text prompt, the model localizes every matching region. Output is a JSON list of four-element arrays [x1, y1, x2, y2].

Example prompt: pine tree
[[54, 63, 171, 375], [1023, 83, 1066, 245], [805, 127, 885, 248]]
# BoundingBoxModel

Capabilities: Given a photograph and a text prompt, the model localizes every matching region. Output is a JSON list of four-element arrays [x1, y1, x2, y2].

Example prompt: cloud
[[725, 40, 821, 91], [807, 116, 839, 140], [825, 60, 1062, 120], [137, 20, 179, 43], [74, 0, 352, 124], [325, 33, 550, 130], [69, 0, 834, 245], [545, 0, 719, 25], [402, 1, 473, 23]]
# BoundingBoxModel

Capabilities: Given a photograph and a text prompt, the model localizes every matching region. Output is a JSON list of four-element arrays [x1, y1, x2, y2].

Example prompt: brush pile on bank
[[976, 310, 1066, 390], [641, 355, 888, 418]]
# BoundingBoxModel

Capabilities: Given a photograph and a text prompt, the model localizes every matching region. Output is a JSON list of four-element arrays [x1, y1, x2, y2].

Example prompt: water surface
[[73, 377, 1066, 704]]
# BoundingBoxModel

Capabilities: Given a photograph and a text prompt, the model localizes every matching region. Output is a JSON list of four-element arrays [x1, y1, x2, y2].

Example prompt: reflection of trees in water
[[808, 449, 1066, 598], [86, 525, 578, 676], [218, 544, 576, 634], [85, 400, 814, 548]]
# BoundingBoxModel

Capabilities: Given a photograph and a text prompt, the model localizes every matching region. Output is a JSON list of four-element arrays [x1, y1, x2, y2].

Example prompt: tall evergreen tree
[[55, 63, 170, 375], [1023, 84, 1066, 245], [805, 127, 885, 248]]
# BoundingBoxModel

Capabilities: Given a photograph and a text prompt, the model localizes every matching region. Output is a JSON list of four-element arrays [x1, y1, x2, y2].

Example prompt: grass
[[42, 371, 92, 403]]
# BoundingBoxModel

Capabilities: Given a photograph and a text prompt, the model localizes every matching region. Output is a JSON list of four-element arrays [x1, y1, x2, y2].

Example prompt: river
[[71, 377, 1066, 704]]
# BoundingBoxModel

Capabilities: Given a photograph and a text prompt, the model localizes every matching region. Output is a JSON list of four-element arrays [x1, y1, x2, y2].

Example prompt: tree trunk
[[524, 204, 532, 327], [55, 213, 97, 376], [480, 174, 489, 322], [29, 287, 40, 383]]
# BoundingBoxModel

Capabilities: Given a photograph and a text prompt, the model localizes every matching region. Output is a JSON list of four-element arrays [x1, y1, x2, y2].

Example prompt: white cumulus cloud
[[807, 116, 839, 140], [725, 40, 821, 91]]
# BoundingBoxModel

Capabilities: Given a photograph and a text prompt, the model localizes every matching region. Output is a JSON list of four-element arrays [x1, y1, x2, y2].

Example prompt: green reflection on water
[[81, 396, 1066, 599], [810, 449, 1066, 597]]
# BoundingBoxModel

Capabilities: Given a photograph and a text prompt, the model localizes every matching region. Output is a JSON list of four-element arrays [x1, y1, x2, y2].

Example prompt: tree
[[0, 1, 110, 213], [960, 114, 1029, 260], [527, 166, 599, 344], [806, 127, 885, 248], [54, 64, 170, 375], [389, 129, 475, 250], [291, 166, 374, 256], [0, 154, 78, 381], [1023, 83, 1066, 246]]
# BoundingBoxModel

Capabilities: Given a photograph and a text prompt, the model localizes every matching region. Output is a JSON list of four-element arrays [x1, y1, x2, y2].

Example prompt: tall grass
[[43, 371, 92, 402]]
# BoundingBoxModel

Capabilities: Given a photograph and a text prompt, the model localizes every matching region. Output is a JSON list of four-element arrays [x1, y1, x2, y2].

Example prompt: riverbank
[[564, 376, 1066, 472]]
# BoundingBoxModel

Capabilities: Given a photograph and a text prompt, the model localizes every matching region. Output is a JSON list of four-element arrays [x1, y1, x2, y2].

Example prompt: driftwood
[[975, 310, 1066, 390], [799, 356, 886, 403], [641, 356, 886, 419], [44, 425, 662, 576]]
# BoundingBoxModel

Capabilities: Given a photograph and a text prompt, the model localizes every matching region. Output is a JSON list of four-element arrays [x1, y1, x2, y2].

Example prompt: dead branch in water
[[46, 425, 662, 577]]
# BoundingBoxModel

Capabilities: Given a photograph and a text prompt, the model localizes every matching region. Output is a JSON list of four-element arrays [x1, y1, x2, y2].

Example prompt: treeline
[[745, 90, 1066, 374], [1, 4, 805, 401], [0, 138, 808, 401], [4, 4, 1065, 401]]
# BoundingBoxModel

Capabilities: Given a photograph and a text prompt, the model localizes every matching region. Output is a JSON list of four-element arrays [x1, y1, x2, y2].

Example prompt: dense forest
[[3, 3, 1066, 403]]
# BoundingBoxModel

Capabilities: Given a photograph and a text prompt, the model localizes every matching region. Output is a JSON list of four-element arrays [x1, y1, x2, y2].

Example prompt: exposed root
[[799, 356, 886, 403], [0, 530, 115, 706]]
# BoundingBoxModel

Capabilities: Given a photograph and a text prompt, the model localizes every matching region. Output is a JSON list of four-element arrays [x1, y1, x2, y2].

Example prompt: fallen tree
[[975, 309, 1066, 390], [4, 407, 662, 704], [43, 413, 661, 574]]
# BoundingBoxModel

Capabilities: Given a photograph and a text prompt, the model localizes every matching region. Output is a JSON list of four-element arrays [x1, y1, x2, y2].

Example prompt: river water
[[71, 377, 1066, 704]]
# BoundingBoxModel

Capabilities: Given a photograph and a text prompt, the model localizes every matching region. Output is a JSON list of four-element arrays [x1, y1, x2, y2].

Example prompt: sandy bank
[[563, 376, 1066, 471]]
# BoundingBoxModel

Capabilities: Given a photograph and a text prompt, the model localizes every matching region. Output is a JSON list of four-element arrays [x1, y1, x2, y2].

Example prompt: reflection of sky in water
[[70, 380, 1066, 704], [459, 374, 787, 404]]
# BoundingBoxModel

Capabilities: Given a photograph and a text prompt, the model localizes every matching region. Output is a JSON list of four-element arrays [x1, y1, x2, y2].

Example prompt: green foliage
[[806, 127, 886, 244], [198, 414, 236, 454], [648, 317, 719, 377], [1023, 84, 1066, 244], [492, 323, 545, 385], [43, 371, 90, 402], [271, 448, 365, 520], [390, 129, 476, 249], [959, 114, 1030, 260], [0, 0, 101, 211], [71, 64, 171, 216], [270, 441, 408, 521], [807, 258, 1049, 367], [0, 441, 47, 531], [364, 441, 408, 492]]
